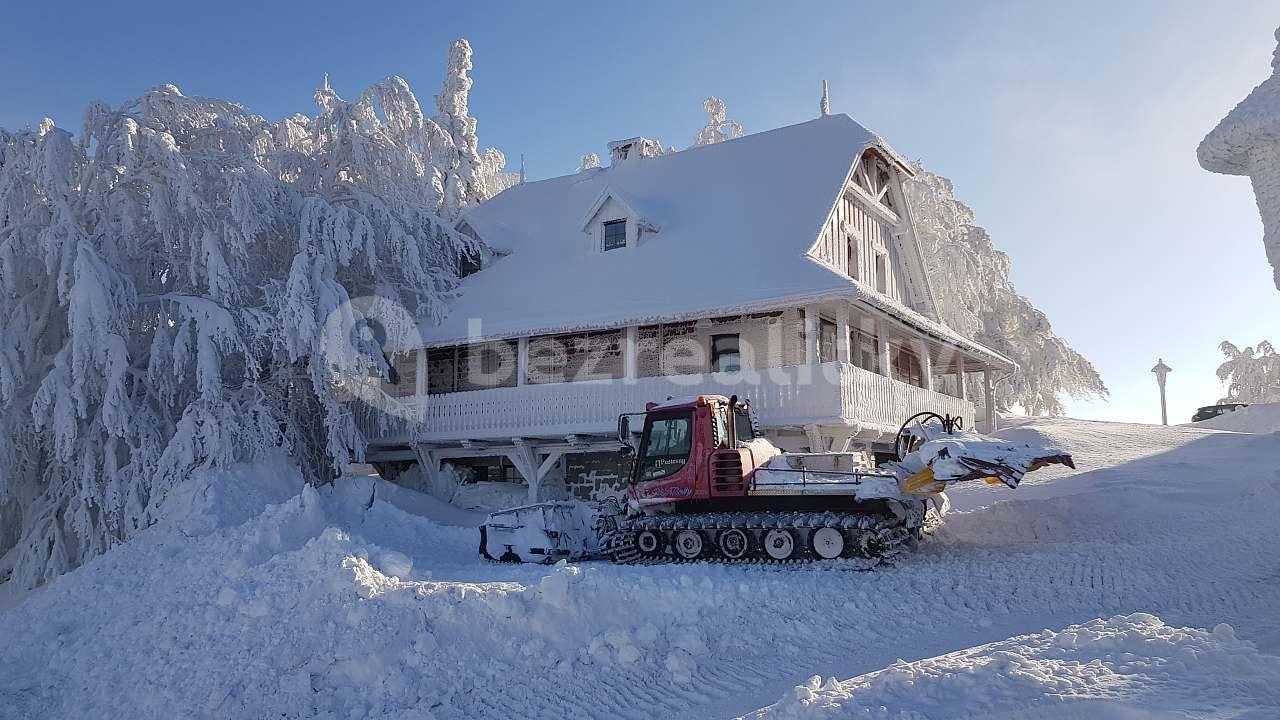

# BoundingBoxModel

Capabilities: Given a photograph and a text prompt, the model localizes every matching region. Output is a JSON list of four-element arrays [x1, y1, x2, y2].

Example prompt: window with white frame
[[602, 219, 627, 251]]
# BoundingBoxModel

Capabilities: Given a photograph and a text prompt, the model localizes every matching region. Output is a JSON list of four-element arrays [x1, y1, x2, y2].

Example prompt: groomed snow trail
[[0, 419, 1277, 719]]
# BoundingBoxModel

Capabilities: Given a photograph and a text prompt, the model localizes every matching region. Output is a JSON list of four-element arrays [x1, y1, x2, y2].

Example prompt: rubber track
[[602, 510, 919, 565]]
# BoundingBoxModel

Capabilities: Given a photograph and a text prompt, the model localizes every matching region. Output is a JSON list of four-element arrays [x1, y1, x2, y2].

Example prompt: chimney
[[607, 136, 662, 166]]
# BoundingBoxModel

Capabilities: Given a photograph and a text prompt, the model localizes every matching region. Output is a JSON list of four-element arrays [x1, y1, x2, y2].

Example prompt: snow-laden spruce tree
[[905, 165, 1107, 414], [0, 69, 491, 588], [691, 97, 744, 147], [1216, 340, 1280, 403], [430, 39, 499, 216]]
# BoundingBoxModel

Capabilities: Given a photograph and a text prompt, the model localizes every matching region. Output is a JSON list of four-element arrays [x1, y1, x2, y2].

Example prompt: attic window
[[603, 219, 627, 251]]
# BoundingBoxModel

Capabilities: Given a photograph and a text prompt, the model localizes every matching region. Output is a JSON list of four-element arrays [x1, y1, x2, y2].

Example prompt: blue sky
[[3, 0, 1277, 424]]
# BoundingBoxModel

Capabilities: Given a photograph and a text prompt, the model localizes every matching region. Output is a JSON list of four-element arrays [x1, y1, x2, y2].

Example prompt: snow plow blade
[[479, 501, 618, 563], [909, 441, 1075, 489]]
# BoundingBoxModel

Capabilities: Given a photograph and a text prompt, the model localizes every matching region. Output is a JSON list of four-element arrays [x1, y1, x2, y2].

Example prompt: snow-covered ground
[[1192, 401, 1280, 433], [1, 417, 1278, 719]]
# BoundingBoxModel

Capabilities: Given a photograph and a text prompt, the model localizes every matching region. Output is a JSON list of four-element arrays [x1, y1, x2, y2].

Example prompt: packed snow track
[[0, 417, 1277, 719]]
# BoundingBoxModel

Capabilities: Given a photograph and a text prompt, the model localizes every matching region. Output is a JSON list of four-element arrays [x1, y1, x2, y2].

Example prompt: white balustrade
[[357, 362, 975, 443]]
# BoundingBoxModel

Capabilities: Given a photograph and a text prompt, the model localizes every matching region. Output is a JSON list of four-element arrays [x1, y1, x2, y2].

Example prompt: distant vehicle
[[1192, 403, 1249, 423]]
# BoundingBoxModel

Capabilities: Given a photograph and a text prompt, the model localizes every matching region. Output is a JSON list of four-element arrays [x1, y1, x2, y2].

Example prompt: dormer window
[[582, 186, 660, 252], [602, 219, 627, 251]]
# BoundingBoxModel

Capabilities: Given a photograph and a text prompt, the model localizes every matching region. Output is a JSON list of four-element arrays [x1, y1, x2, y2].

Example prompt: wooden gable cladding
[[807, 146, 942, 322], [810, 179, 909, 304], [850, 149, 899, 216]]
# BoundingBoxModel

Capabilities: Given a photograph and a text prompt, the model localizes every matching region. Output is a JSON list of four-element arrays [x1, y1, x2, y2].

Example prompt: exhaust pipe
[[727, 394, 739, 448]]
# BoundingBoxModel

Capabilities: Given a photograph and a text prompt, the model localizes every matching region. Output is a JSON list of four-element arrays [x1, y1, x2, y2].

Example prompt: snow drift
[[2, 417, 1279, 719], [752, 614, 1280, 719], [1193, 401, 1280, 433]]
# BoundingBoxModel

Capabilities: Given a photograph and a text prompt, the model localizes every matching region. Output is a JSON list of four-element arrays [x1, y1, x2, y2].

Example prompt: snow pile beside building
[[1194, 402, 1280, 433], [752, 614, 1280, 719]]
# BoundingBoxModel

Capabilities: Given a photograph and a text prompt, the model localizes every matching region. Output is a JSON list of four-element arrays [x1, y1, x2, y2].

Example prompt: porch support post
[[803, 305, 819, 364], [517, 336, 529, 387], [982, 369, 997, 433], [415, 348, 427, 397], [835, 305, 851, 363], [876, 319, 892, 379], [623, 326, 638, 380], [508, 438, 540, 502], [413, 446, 442, 493], [803, 424, 829, 452], [957, 356, 968, 401], [914, 339, 934, 391]]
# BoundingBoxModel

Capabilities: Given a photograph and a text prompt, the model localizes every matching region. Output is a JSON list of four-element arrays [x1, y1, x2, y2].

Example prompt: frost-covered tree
[[0, 75, 485, 589], [1216, 340, 1280, 403], [429, 39, 500, 216], [577, 153, 601, 172], [691, 96, 744, 147], [481, 147, 520, 194], [905, 165, 1107, 414]]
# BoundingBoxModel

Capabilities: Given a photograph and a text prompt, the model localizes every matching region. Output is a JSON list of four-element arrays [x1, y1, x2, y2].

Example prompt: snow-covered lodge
[[363, 112, 1015, 501]]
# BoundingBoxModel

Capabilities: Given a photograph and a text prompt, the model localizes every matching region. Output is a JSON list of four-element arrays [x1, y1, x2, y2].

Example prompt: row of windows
[[413, 319, 934, 394]]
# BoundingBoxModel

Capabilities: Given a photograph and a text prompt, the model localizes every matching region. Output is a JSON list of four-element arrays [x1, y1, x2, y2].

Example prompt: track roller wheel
[[716, 528, 750, 560], [763, 528, 797, 560], [673, 529, 704, 560], [811, 527, 845, 560], [636, 530, 662, 556]]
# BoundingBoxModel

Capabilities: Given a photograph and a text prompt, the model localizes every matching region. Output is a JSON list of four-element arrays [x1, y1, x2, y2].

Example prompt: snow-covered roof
[[428, 113, 1011, 368]]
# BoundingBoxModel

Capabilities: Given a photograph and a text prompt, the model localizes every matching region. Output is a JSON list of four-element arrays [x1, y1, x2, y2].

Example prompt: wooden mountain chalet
[[360, 109, 1015, 502]]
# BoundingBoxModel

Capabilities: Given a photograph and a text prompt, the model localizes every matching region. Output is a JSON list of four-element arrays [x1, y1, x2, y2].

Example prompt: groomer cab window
[[637, 411, 693, 481]]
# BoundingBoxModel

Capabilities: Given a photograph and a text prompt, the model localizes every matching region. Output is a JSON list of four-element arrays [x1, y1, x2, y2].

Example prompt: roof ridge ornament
[[820, 80, 830, 117]]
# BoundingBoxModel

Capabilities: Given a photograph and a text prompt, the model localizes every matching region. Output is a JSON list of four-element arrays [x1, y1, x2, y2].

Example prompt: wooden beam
[[803, 305, 820, 364], [835, 305, 851, 363], [982, 369, 997, 433], [415, 349, 426, 397], [516, 337, 529, 387], [536, 451, 564, 482], [623, 326, 638, 379]]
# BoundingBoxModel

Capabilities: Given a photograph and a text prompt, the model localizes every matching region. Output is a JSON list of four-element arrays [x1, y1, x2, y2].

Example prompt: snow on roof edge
[[420, 267, 1014, 371]]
